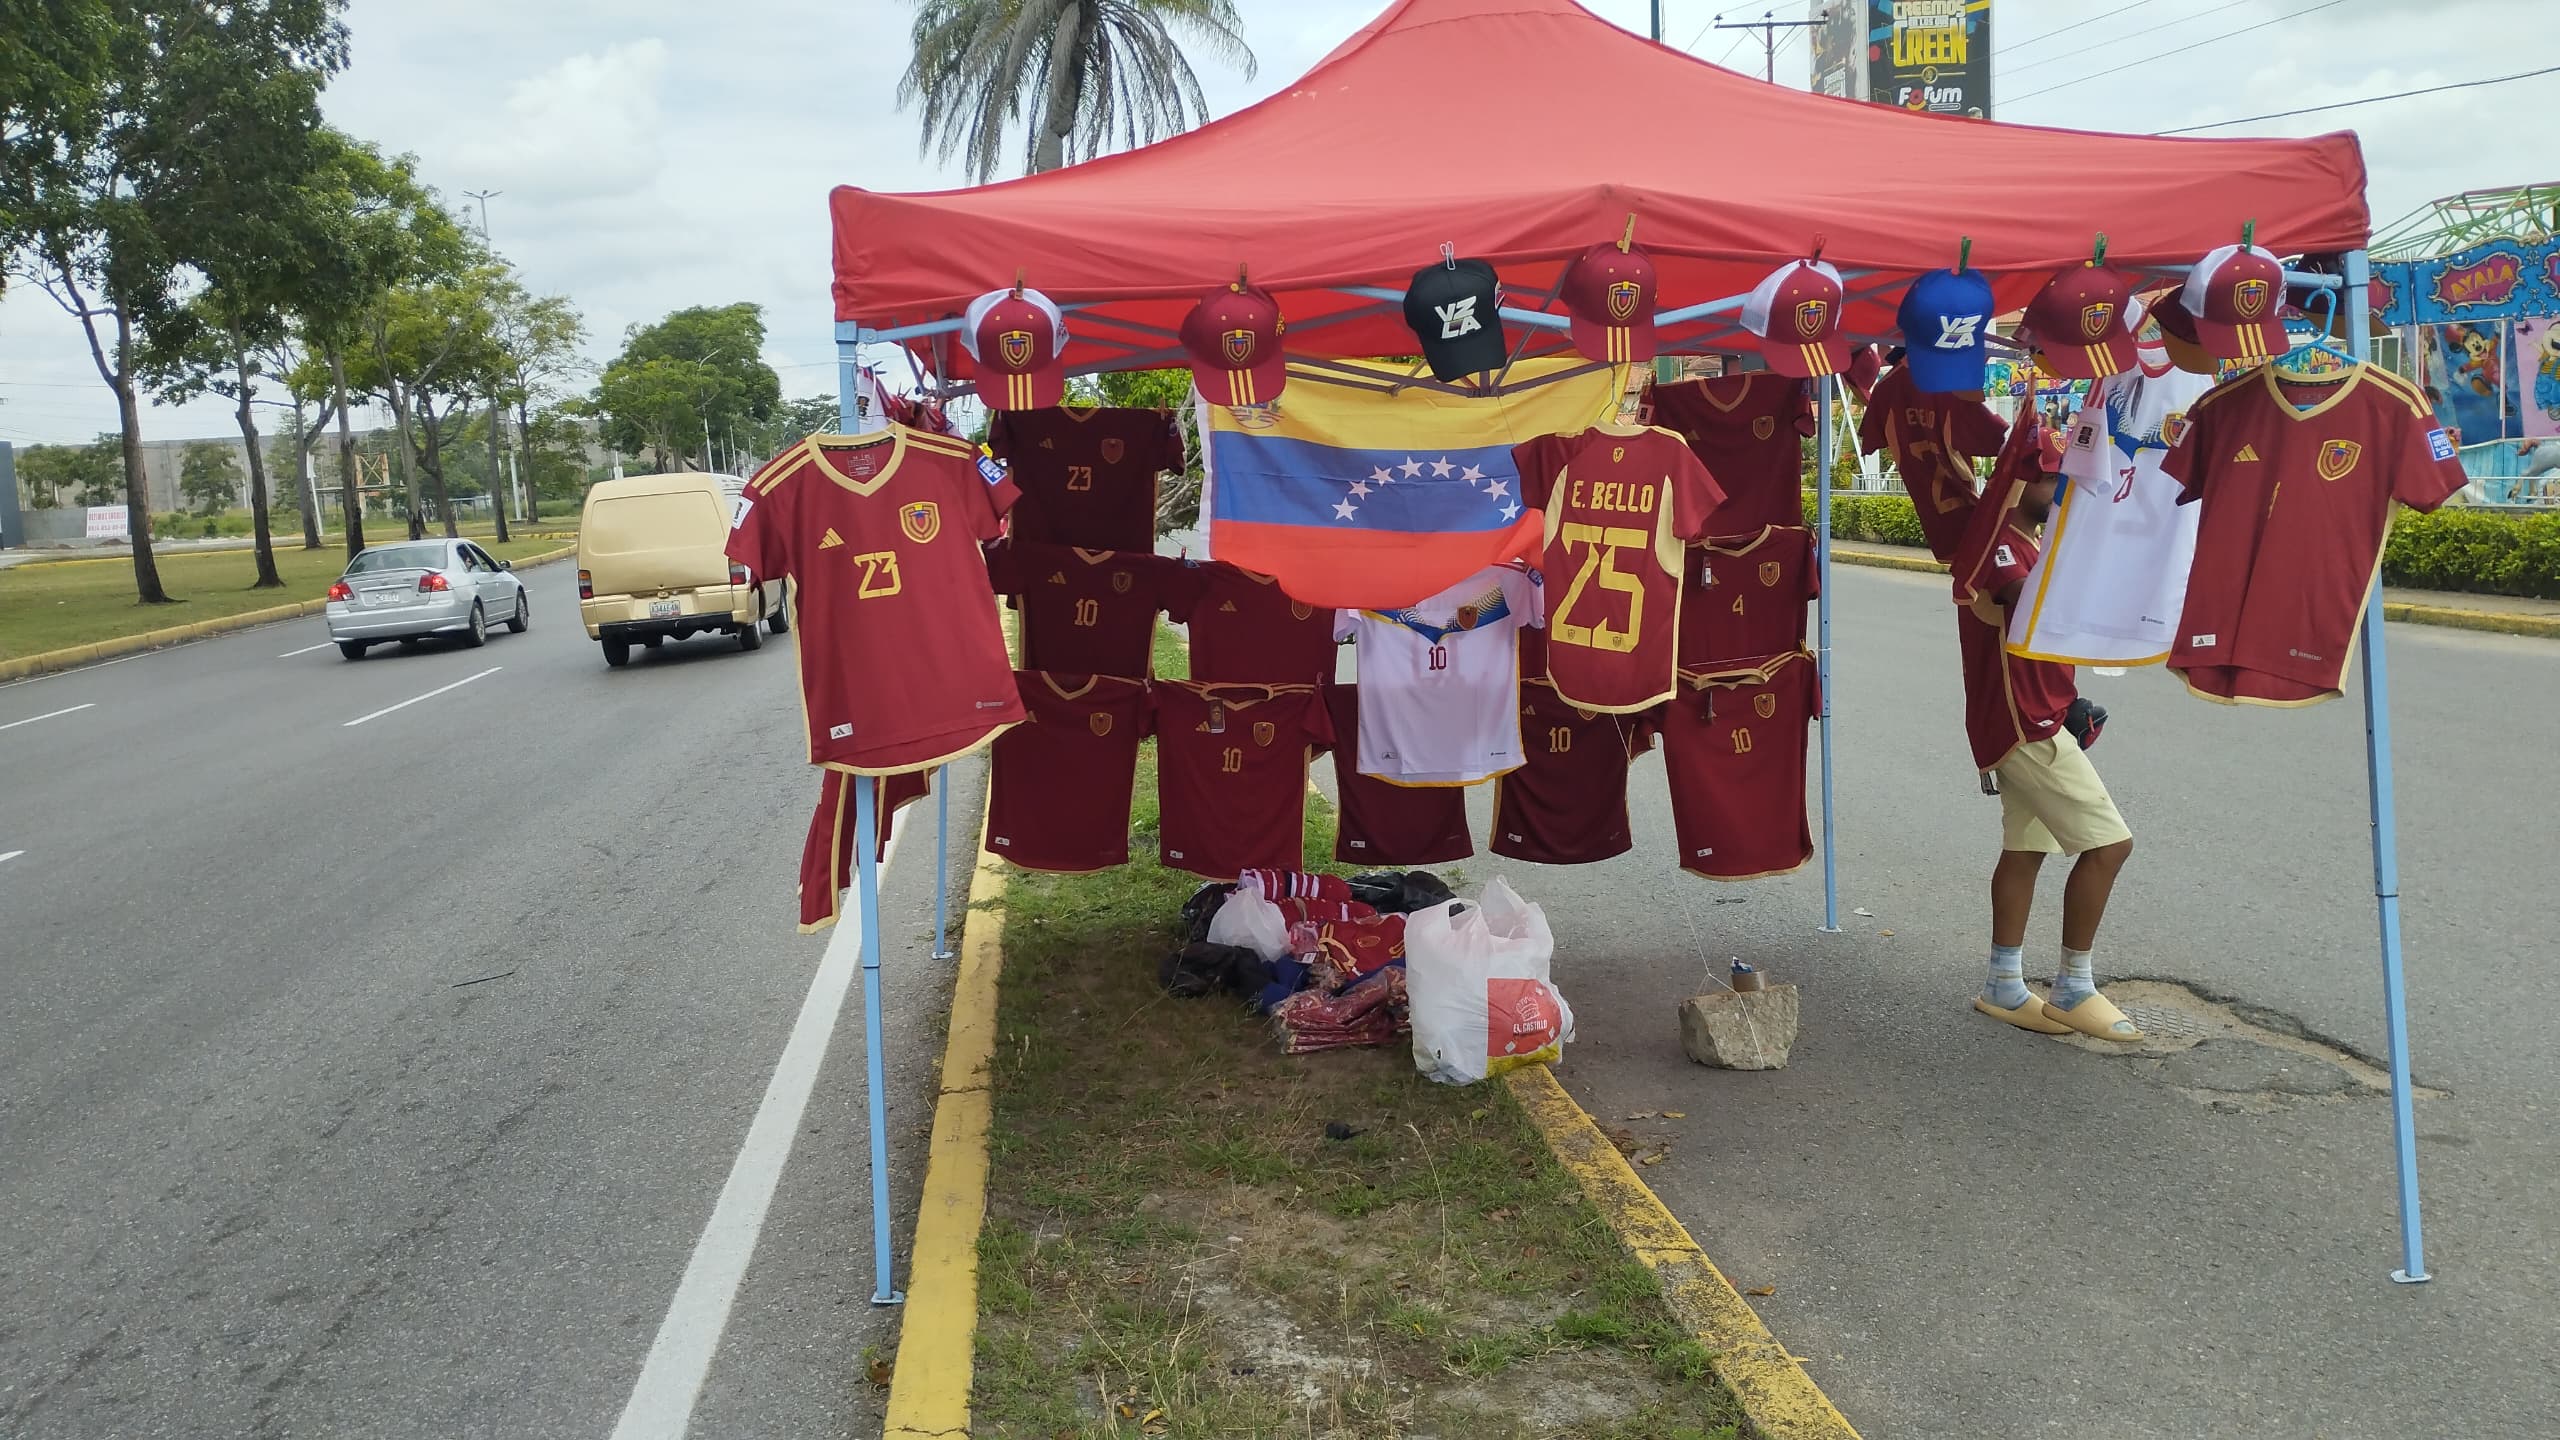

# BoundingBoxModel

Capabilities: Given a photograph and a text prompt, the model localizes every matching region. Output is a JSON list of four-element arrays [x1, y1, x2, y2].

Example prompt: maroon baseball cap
[[961, 286, 1067, 410], [2023, 265, 2138, 380], [2179, 244, 2290, 363], [1180, 282, 1288, 406], [1742, 260, 1852, 378], [1561, 241, 1658, 365]]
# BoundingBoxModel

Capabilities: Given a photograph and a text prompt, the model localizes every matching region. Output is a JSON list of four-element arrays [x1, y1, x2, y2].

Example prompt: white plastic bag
[[1205, 887, 1291, 962], [1404, 877, 1574, 1085]]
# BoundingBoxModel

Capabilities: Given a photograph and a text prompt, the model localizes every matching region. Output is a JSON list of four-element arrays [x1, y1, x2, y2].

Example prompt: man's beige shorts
[[1993, 736, 2132, 855]]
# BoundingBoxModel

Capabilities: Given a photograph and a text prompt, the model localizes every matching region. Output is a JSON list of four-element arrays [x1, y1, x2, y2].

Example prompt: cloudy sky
[[2, 0, 2551, 446]]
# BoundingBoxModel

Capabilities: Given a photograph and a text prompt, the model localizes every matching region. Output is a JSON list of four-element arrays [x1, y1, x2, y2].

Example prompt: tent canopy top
[[832, 0, 2369, 375]]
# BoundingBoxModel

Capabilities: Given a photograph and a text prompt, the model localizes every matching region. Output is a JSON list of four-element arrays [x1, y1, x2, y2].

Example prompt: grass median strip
[[963, 631, 1748, 1438]]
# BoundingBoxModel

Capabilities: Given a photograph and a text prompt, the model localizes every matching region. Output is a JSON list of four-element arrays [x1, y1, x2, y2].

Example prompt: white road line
[[0, 850, 23, 865], [610, 812, 909, 1440], [0, 703, 95, 733], [340, 667, 502, 728], [277, 641, 335, 658]]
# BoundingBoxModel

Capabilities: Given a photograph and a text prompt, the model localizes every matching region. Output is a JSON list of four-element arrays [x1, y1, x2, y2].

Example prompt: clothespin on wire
[[1809, 232, 1828, 265], [1955, 236, 1971, 274], [1011, 267, 1026, 297], [1620, 213, 1638, 253], [2241, 219, 2256, 250], [1441, 242, 1456, 269], [2091, 232, 2108, 267]]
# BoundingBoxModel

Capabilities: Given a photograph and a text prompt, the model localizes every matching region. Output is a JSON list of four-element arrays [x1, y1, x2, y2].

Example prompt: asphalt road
[[1460, 565, 2559, 1440], [0, 560, 980, 1439]]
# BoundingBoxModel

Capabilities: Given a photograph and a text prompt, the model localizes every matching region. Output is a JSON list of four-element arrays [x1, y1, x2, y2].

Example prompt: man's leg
[[2060, 837, 2134, 952], [1997, 738, 2141, 1041], [1976, 793, 2068, 1032]]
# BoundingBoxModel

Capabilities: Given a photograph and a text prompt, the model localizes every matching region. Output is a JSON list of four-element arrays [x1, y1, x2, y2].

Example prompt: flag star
[[1501, 502, 1520, 521], [1332, 499, 1358, 520], [1486, 478, 1510, 500], [1349, 479, 1373, 498], [1460, 464, 1486, 483], [1429, 457, 1455, 477], [1370, 465, 1394, 484], [1398, 457, 1424, 478]]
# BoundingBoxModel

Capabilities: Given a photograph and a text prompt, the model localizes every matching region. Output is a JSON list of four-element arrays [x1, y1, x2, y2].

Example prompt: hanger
[[2271, 285, 2355, 381]]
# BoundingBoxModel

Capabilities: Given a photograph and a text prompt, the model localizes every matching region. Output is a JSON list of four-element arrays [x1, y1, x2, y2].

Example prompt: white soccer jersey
[[1335, 565, 1543, 784], [2007, 362, 2215, 665]]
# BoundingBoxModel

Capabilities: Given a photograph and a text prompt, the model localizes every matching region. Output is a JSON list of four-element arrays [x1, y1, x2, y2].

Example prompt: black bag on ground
[[1160, 941, 1269, 1000], [1348, 870, 1456, 914], [1178, 881, 1237, 944]]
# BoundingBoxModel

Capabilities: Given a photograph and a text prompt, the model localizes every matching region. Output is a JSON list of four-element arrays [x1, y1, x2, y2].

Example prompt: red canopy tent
[[831, 0, 2370, 376]]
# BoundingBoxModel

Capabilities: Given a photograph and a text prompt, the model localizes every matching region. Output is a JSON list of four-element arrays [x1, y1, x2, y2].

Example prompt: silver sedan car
[[324, 538, 530, 659]]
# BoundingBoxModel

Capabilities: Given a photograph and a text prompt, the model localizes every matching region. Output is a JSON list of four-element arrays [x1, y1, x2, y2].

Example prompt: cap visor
[[985, 366, 1065, 411], [1569, 312, 1658, 366], [1900, 343, 1987, 395], [1761, 334, 1852, 379], [2192, 317, 2290, 365], [1192, 353, 1288, 408]]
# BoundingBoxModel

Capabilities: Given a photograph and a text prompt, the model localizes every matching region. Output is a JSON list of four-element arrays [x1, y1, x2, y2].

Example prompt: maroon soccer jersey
[[1957, 521, 2078, 770], [1678, 524, 1819, 671], [1171, 562, 1338, 685], [1513, 425, 1725, 712], [1491, 679, 1650, 865], [986, 405, 1184, 550], [1647, 373, 1815, 535], [1658, 650, 1820, 881], [729, 427, 1025, 773], [1151, 681, 1331, 879], [985, 672, 1149, 872], [1320, 683, 1472, 866], [1856, 364, 2011, 561], [798, 769, 932, 932], [985, 540, 1180, 678], [2161, 366, 2467, 706]]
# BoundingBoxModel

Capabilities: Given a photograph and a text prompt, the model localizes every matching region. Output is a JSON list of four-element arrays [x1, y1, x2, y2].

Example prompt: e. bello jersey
[[1172, 562, 1338, 685], [1513, 425, 1724, 712], [2161, 365, 2468, 706], [1321, 684, 1473, 865], [1657, 650, 1820, 881], [1678, 524, 1819, 671], [986, 405, 1183, 550], [798, 769, 931, 932], [728, 427, 1025, 773], [2001, 365, 2214, 665], [1647, 373, 1815, 535], [1490, 680, 1651, 866], [1333, 565, 1542, 784], [985, 672, 1150, 873], [1151, 681, 1329, 879], [1857, 364, 2010, 561], [985, 540, 1181, 678]]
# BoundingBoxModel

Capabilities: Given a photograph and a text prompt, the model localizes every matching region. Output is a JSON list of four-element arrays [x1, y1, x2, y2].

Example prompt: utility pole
[[1650, 0, 1663, 41], [462, 188, 512, 544], [1713, 8, 1826, 84]]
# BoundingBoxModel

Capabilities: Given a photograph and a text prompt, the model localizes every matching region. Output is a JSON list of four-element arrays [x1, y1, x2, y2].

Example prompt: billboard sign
[[1866, 0, 1990, 118], [85, 504, 131, 540], [1810, 2, 1865, 99]]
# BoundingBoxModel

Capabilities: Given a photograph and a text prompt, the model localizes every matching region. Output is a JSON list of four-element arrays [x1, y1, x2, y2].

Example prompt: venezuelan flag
[[1202, 357, 1623, 609]]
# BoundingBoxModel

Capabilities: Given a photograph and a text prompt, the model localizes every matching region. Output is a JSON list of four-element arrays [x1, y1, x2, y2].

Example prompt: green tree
[[14, 437, 119, 508], [178, 440, 240, 516], [592, 304, 779, 472], [486, 275, 585, 526], [2, 0, 348, 603], [899, 0, 1253, 182]]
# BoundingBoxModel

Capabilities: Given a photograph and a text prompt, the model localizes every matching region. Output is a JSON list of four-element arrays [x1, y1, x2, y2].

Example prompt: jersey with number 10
[[727, 427, 1025, 773], [1513, 426, 1724, 712]]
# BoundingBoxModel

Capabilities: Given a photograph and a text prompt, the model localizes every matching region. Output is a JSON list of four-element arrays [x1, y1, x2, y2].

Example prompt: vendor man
[[1950, 424, 2141, 1043]]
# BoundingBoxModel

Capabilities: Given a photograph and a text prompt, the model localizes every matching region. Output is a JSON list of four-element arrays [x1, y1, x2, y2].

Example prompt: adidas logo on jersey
[[1219, 600, 1238, 612], [818, 528, 845, 549], [1040, 438, 1055, 448], [1048, 571, 1067, 584], [2233, 443, 2262, 462]]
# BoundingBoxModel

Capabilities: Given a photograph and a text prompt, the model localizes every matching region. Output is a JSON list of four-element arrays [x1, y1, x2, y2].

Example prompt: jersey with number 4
[[1678, 524, 1818, 670], [728, 427, 1025, 773], [1513, 426, 1724, 712]]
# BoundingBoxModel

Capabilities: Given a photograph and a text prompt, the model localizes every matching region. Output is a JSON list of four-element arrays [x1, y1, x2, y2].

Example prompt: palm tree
[[899, 0, 1254, 183]]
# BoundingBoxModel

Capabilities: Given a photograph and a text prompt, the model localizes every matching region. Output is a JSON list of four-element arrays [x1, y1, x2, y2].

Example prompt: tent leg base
[[871, 1289, 908, 1307], [2390, 1269, 2432, 1285], [1816, 926, 1843, 935]]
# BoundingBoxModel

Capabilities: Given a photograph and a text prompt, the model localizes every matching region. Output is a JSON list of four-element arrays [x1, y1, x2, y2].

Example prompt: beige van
[[577, 472, 786, 667]]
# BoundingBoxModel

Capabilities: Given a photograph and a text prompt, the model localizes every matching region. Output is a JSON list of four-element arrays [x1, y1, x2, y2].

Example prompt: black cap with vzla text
[[1403, 258, 1508, 380]]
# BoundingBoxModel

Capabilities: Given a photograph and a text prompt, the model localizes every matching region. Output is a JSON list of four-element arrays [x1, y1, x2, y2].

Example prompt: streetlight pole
[[1713, 8, 1826, 84], [462, 188, 513, 541]]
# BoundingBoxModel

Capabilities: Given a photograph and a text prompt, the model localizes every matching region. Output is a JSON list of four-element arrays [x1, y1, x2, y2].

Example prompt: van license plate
[[650, 599, 680, 619]]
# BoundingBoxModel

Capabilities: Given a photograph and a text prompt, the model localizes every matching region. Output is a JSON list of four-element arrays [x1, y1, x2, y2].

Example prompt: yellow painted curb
[[1507, 1065, 1864, 1440], [0, 545, 576, 683], [881, 838, 1009, 1439], [1826, 545, 1948, 577]]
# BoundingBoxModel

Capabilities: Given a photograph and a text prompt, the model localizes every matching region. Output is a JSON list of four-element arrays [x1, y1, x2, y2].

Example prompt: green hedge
[[1794, 487, 2560, 599]]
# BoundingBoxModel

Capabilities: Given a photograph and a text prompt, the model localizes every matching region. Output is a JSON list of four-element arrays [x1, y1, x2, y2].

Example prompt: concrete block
[[1679, 984, 1799, 1070]]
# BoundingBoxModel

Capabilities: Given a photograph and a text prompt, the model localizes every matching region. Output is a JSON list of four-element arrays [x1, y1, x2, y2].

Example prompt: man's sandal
[[2042, 991, 2145, 1043], [1974, 993, 2072, 1035]]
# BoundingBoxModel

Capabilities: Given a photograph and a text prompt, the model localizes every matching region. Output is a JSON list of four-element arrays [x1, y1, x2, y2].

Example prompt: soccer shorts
[[1993, 736, 2131, 856]]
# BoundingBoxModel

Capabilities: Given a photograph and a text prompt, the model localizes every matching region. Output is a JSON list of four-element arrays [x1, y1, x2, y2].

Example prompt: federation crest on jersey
[[1222, 328, 1256, 365], [999, 329, 1034, 367], [2317, 438, 2363, 481], [1252, 721, 1276, 747], [1752, 415, 1775, 440], [1111, 570, 1134, 593], [1088, 712, 1114, 737], [1759, 560, 1782, 587], [2232, 278, 2270, 319], [1290, 601, 1313, 621], [2080, 302, 2115, 340], [900, 501, 941, 544], [1100, 436, 1125, 464], [1607, 280, 1642, 321], [1794, 298, 1829, 339], [1754, 693, 1777, 719]]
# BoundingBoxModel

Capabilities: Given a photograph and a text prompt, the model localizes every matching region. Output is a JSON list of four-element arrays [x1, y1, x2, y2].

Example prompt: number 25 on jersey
[[1552, 522, 1645, 653]]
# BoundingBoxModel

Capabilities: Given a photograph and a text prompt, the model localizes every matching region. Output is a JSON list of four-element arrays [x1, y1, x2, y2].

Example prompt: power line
[[2006, 0, 2250, 79], [1995, 0, 2169, 57], [2157, 62, 2560, 134], [2008, 0, 2351, 105]]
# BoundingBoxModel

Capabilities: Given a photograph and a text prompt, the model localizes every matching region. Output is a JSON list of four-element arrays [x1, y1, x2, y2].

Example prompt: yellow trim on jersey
[[819, 722, 1015, 778], [805, 427, 914, 496], [2260, 362, 2367, 422], [2013, 473, 2074, 656]]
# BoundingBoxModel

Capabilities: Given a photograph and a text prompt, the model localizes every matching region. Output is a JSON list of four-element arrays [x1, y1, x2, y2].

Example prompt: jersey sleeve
[[1137, 554, 1186, 616], [1150, 411, 1187, 474], [1665, 438, 1727, 542], [2159, 404, 2211, 503], [725, 471, 792, 579], [1949, 396, 2010, 457], [2392, 403, 2470, 512], [1785, 376, 1817, 438], [1506, 565, 1546, 630], [1332, 608, 1358, 643], [1160, 559, 1212, 623], [984, 410, 1019, 461], [982, 537, 1022, 596], [1299, 686, 1336, 754], [1509, 433, 1575, 509], [962, 448, 1020, 537], [1855, 377, 1892, 455], [1795, 527, 1822, 599]]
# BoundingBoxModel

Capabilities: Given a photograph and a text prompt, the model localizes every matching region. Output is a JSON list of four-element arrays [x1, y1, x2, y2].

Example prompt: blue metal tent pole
[[839, 345, 906, 1305], [1814, 378, 1841, 933], [931, 778, 954, 961], [2343, 248, 2431, 1284]]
